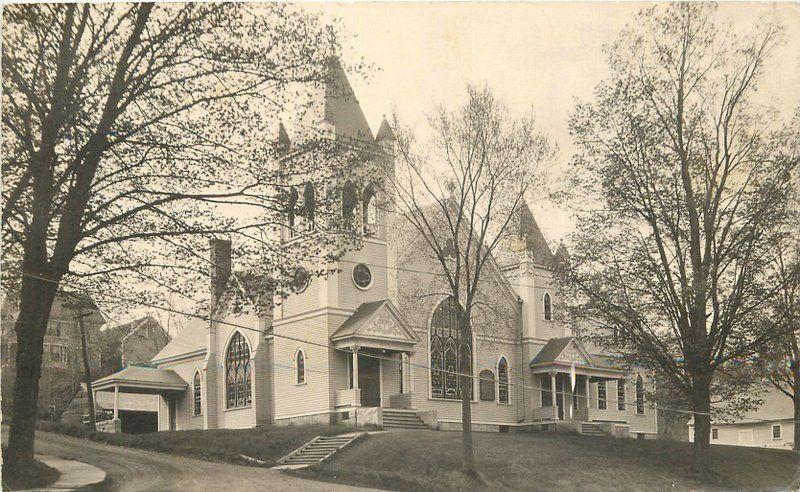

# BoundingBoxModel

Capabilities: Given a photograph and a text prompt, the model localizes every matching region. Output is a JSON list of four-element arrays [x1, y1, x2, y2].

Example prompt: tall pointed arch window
[[296, 348, 306, 384], [497, 356, 509, 404], [635, 374, 645, 414], [342, 180, 358, 228], [225, 332, 252, 408], [287, 187, 298, 237], [303, 183, 316, 231], [193, 371, 202, 416], [429, 296, 472, 400], [543, 292, 552, 321], [362, 184, 378, 235]]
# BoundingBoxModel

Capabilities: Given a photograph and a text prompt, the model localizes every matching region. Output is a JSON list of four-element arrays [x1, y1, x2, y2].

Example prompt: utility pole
[[73, 309, 96, 431]]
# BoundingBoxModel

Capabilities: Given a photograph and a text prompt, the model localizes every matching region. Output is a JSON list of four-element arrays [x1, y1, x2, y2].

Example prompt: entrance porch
[[92, 366, 187, 432], [330, 299, 418, 411]]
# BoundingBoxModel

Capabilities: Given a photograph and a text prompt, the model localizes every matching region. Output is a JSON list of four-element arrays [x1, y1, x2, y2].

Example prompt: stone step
[[274, 433, 365, 469]]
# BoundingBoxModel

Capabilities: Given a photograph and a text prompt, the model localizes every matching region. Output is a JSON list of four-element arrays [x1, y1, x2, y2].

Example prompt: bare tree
[[1, 3, 360, 471], [387, 85, 552, 477], [563, 3, 797, 479]]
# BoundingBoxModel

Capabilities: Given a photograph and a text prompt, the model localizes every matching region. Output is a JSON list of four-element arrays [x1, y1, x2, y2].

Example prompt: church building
[[92, 58, 658, 438]]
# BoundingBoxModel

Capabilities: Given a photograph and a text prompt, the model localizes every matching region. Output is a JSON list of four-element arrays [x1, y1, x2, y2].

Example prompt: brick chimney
[[210, 238, 231, 303]]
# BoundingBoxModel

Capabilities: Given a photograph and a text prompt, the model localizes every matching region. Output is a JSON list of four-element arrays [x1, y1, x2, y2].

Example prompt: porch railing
[[334, 388, 361, 408]]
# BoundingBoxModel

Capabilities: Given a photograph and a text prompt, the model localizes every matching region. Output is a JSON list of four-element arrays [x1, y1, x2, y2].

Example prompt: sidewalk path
[[36, 454, 107, 490], [29, 430, 380, 491]]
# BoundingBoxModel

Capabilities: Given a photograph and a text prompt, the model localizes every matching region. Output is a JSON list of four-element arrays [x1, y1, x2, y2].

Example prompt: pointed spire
[[277, 122, 291, 150], [375, 115, 396, 142], [554, 241, 570, 266]]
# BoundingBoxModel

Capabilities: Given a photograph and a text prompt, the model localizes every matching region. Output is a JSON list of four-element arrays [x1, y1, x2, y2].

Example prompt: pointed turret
[[554, 241, 570, 267], [277, 121, 291, 151], [375, 116, 396, 142], [517, 201, 555, 265]]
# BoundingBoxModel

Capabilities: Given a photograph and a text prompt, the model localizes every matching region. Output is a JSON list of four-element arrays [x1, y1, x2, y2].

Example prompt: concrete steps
[[382, 409, 429, 430], [273, 433, 364, 469], [581, 422, 605, 436]]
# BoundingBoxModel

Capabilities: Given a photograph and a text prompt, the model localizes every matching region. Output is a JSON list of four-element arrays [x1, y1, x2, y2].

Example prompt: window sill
[[223, 405, 252, 413], [428, 397, 478, 404], [295, 382, 307, 386]]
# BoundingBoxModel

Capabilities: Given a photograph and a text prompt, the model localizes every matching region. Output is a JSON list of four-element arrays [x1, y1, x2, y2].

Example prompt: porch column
[[113, 385, 120, 419], [551, 372, 558, 420], [400, 352, 407, 394], [352, 346, 360, 390]]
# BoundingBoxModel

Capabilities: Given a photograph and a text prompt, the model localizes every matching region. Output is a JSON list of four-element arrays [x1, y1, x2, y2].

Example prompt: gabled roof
[[151, 316, 207, 364], [531, 337, 592, 366], [93, 366, 187, 393], [330, 299, 418, 350]]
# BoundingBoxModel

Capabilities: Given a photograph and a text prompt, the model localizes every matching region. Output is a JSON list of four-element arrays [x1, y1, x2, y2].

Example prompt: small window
[[773, 424, 782, 440], [363, 184, 378, 234], [287, 186, 298, 236], [597, 380, 607, 410], [296, 349, 306, 384], [543, 293, 552, 321], [352, 263, 373, 290], [193, 372, 202, 416], [292, 267, 309, 294], [617, 379, 626, 411], [635, 375, 645, 415], [712, 428, 719, 440], [479, 370, 496, 401], [497, 357, 509, 404], [342, 180, 358, 228]]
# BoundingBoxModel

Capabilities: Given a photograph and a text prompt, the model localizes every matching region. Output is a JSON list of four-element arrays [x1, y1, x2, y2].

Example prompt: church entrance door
[[358, 354, 381, 407]]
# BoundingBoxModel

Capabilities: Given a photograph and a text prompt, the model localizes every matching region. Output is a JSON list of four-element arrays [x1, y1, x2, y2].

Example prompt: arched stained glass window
[[429, 296, 472, 400], [193, 371, 202, 416], [497, 357, 509, 404], [225, 332, 252, 408], [636, 375, 645, 414], [543, 292, 552, 321], [296, 349, 306, 384]]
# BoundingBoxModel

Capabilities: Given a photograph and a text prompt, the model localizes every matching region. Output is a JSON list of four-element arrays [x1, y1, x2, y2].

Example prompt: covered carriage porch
[[330, 299, 419, 410], [529, 337, 627, 424], [92, 366, 187, 432]]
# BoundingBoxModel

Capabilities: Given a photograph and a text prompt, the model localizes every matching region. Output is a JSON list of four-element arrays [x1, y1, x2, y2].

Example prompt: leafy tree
[[1, 3, 359, 470], [388, 85, 552, 477], [563, 3, 797, 478]]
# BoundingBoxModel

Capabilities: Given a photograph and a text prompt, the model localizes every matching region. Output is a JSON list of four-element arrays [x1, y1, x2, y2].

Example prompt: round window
[[292, 267, 309, 293], [352, 263, 372, 290]]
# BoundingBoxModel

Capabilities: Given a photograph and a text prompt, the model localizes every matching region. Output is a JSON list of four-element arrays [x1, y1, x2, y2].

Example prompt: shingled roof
[[322, 57, 374, 141], [518, 201, 555, 265]]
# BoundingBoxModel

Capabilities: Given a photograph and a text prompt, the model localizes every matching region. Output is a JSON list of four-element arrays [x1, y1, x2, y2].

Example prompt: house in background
[[1, 292, 105, 420], [92, 56, 658, 437], [688, 386, 794, 449], [98, 315, 172, 375]]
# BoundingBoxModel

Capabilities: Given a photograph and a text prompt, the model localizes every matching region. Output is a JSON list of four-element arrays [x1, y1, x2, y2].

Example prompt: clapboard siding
[[587, 376, 657, 434], [158, 355, 205, 430], [273, 314, 332, 420], [336, 242, 389, 311]]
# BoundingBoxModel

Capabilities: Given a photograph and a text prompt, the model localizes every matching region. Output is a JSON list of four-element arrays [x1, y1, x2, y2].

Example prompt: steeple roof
[[322, 57, 374, 141], [518, 201, 555, 265]]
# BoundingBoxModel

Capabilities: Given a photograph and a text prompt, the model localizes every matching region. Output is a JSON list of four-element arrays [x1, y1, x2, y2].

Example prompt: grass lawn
[[36, 421, 367, 467], [1, 446, 60, 491], [294, 430, 800, 491]]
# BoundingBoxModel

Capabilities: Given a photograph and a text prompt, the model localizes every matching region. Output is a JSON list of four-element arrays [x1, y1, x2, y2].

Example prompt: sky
[[311, 1, 800, 244]]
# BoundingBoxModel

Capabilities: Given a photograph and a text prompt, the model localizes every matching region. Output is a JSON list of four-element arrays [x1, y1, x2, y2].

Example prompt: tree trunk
[[793, 363, 800, 452], [690, 379, 712, 480], [459, 315, 476, 477], [77, 313, 97, 431], [5, 275, 59, 470]]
